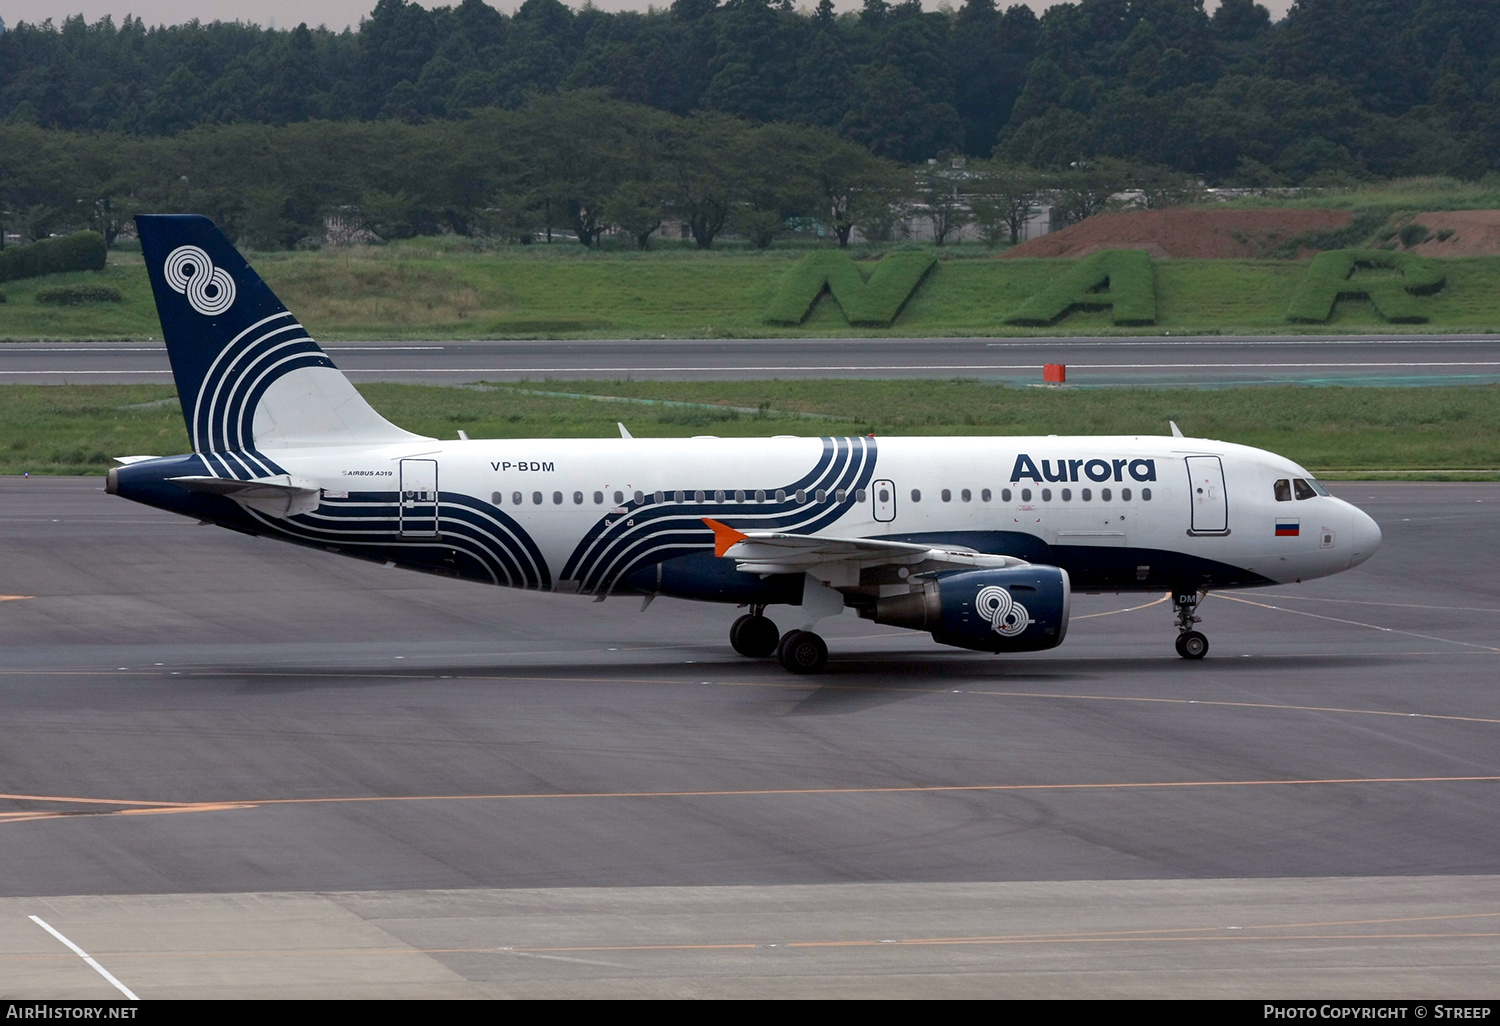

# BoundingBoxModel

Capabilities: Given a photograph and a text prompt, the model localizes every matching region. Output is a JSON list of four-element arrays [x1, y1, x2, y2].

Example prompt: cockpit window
[[1308, 478, 1330, 496], [1293, 478, 1318, 500], [1274, 479, 1292, 502]]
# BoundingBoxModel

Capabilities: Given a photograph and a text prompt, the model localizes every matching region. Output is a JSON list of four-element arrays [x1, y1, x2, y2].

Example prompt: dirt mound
[[1002, 208, 1354, 259], [1410, 210, 1500, 256]]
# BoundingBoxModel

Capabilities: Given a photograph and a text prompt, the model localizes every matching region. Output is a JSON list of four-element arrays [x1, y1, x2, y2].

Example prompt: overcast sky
[[3, 0, 1295, 32]]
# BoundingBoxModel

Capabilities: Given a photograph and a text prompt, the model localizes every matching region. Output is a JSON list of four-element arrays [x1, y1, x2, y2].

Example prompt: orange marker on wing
[[702, 518, 748, 557]]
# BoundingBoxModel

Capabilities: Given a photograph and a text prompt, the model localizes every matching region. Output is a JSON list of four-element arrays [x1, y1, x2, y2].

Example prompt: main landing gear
[[1172, 589, 1210, 660], [729, 609, 780, 658], [729, 607, 829, 674]]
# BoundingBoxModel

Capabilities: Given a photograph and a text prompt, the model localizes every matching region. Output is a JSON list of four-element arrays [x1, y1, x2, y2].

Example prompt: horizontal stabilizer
[[112, 455, 161, 465], [168, 474, 321, 517]]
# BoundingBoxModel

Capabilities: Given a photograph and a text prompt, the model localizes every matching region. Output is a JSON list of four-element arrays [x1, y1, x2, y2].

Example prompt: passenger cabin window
[[911, 489, 922, 502], [512, 491, 523, 506], [1293, 478, 1317, 500], [981, 489, 991, 502], [856, 488, 867, 502], [1275, 479, 1292, 502], [941, 489, 951, 502]]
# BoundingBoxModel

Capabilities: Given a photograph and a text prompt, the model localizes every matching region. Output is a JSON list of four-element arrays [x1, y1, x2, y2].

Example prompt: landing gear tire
[[1175, 630, 1209, 660], [730, 614, 780, 658], [776, 630, 828, 674]]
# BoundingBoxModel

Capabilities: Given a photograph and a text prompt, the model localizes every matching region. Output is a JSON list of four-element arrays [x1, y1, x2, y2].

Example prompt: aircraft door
[[399, 459, 440, 537], [1185, 455, 1228, 534], [872, 479, 896, 522]]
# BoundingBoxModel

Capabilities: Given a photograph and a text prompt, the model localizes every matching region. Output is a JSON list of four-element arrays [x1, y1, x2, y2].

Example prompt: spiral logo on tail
[[975, 585, 1033, 637], [164, 245, 236, 317]]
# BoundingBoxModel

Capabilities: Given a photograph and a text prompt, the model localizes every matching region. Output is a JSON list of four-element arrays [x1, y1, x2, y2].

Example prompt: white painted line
[[333, 363, 1500, 373], [28, 915, 140, 1000]]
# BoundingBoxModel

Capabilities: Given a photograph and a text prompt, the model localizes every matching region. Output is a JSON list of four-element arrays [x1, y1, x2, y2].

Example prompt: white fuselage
[[253, 433, 1380, 596]]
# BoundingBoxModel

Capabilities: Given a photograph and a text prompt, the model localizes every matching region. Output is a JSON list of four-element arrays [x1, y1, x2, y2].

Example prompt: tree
[[661, 111, 748, 248], [965, 161, 1045, 245], [913, 160, 970, 245], [1050, 158, 1133, 228]]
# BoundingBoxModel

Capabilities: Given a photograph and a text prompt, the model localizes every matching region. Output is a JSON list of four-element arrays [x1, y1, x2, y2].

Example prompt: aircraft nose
[[1347, 507, 1382, 568]]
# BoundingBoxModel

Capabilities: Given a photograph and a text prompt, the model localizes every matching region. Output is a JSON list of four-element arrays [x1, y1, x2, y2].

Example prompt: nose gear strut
[[1172, 589, 1209, 660]]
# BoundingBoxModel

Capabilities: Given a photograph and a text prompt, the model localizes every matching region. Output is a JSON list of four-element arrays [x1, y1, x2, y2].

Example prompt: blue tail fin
[[137, 215, 423, 470]]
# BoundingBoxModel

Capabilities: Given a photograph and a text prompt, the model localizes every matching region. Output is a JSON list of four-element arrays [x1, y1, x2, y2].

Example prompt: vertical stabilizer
[[136, 215, 425, 473]]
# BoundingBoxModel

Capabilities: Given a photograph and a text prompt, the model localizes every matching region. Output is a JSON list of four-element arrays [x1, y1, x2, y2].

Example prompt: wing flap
[[702, 518, 1028, 586]]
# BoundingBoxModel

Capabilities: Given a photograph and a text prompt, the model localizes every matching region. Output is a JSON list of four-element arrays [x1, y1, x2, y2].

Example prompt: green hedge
[[35, 285, 123, 305], [765, 250, 936, 326], [1285, 249, 1446, 322], [1002, 248, 1157, 325], [0, 231, 108, 283]]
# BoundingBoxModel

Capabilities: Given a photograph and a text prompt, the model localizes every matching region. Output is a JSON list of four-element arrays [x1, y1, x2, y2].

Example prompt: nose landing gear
[[1173, 590, 1210, 660]]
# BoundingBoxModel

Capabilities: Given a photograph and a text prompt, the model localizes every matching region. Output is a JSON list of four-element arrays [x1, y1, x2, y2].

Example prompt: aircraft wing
[[703, 518, 1028, 588], [168, 475, 322, 517]]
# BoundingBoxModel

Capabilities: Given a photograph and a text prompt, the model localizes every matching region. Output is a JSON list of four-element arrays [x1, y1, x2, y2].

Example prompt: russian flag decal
[[1276, 519, 1300, 537]]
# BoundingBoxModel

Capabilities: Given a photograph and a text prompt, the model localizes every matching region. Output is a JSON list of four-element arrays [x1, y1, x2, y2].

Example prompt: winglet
[[702, 518, 748, 558]]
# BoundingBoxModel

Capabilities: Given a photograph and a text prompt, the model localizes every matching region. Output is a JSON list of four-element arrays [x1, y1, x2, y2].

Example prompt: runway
[[2, 477, 1498, 997], [5, 334, 1500, 386]]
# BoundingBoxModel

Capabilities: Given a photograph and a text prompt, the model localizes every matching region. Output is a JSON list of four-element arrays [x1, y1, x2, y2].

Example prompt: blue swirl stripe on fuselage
[[561, 436, 877, 595]]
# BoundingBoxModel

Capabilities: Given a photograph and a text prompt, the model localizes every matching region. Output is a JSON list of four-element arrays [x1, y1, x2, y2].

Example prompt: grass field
[[5, 242, 1500, 340], [1217, 176, 1500, 213], [5, 381, 1495, 479]]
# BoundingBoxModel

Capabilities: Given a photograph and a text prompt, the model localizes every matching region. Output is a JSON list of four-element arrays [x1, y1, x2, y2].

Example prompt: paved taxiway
[[5, 334, 1500, 387], [1, 476, 1498, 997]]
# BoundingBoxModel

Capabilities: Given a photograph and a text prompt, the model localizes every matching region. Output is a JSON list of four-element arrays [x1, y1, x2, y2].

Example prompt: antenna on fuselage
[[1169, 420, 1184, 438]]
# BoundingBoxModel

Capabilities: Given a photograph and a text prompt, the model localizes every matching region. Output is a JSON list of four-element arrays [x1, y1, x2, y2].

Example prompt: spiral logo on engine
[[975, 585, 1033, 637], [164, 245, 236, 317]]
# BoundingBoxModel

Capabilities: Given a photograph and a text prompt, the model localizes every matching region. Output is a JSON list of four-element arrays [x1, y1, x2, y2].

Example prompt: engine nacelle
[[870, 565, 1071, 653]]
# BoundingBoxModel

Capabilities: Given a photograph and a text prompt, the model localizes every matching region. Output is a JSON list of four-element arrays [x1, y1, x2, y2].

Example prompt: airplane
[[107, 215, 1382, 673]]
